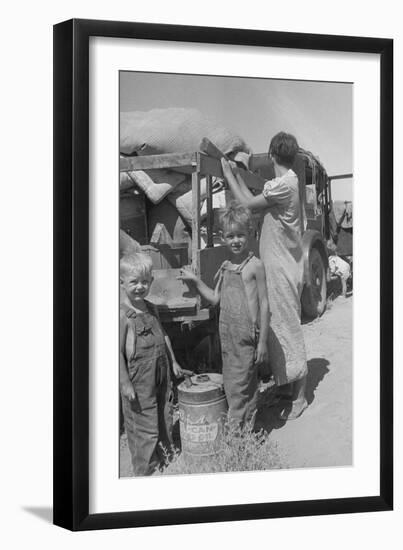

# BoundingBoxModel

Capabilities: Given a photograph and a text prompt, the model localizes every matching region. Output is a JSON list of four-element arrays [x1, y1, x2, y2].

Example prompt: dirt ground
[[120, 294, 352, 476], [256, 295, 352, 468]]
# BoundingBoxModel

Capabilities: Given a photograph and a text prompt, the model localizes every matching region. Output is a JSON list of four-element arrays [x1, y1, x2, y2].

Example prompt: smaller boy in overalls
[[327, 240, 351, 298], [120, 253, 183, 476], [328, 254, 351, 297], [179, 203, 269, 425]]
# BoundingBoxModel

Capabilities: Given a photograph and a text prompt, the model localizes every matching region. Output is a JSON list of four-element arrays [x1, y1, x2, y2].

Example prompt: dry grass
[[161, 418, 285, 475]]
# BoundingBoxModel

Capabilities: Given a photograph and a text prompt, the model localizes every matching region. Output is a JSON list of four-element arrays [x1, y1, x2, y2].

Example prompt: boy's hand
[[177, 267, 198, 283], [121, 380, 135, 401], [255, 342, 269, 366], [172, 361, 184, 378]]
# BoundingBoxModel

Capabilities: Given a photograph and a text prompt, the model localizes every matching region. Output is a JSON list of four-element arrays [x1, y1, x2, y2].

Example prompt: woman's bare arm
[[221, 158, 268, 212], [234, 171, 254, 201], [254, 261, 269, 366]]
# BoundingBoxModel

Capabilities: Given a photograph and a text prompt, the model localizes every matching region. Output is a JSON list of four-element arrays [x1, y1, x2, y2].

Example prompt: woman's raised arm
[[221, 158, 268, 212]]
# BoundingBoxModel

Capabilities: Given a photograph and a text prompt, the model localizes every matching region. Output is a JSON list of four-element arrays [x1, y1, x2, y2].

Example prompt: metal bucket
[[177, 373, 228, 457]]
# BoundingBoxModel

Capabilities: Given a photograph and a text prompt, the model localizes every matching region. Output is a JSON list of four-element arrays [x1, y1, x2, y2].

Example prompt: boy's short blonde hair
[[220, 201, 253, 234], [120, 252, 153, 279]]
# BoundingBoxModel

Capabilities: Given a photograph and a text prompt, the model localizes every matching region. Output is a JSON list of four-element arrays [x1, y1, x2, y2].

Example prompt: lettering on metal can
[[181, 417, 218, 443]]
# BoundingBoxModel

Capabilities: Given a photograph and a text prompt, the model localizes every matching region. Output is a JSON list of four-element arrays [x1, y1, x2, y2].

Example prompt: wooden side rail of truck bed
[[120, 151, 267, 279]]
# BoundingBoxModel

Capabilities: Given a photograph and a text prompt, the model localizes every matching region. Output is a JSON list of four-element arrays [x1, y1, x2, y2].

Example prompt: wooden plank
[[198, 153, 223, 177], [205, 174, 214, 248], [200, 245, 229, 289], [249, 153, 271, 171], [199, 153, 266, 191], [328, 173, 353, 181], [148, 268, 197, 305], [238, 168, 266, 192], [200, 151, 272, 175], [121, 151, 279, 174], [191, 167, 201, 276], [159, 307, 212, 324], [120, 152, 196, 172], [199, 138, 226, 160]]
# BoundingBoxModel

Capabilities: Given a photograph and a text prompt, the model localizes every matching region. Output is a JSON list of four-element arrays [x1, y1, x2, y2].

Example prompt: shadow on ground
[[22, 506, 53, 523], [305, 358, 330, 404], [255, 357, 330, 435]]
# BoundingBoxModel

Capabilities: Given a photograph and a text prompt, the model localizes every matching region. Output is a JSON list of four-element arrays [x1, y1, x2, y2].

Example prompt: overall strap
[[120, 302, 137, 360], [144, 299, 159, 318], [235, 251, 255, 273], [214, 260, 230, 283], [144, 300, 165, 341], [120, 301, 137, 319]]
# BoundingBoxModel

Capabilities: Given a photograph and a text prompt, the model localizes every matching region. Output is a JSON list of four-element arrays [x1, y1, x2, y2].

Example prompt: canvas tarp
[[120, 108, 252, 224], [120, 107, 252, 166]]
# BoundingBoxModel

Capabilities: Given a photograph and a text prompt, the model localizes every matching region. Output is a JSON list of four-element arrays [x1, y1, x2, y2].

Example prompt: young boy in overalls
[[179, 203, 269, 425], [120, 253, 183, 476]]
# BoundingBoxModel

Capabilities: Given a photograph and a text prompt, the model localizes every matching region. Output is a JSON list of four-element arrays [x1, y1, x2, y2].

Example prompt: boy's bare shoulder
[[120, 304, 130, 323], [243, 256, 265, 280], [120, 310, 126, 326], [251, 256, 264, 268], [245, 255, 265, 275]]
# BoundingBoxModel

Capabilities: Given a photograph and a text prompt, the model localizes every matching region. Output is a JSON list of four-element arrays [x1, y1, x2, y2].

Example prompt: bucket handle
[[183, 374, 211, 388], [193, 374, 222, 389], [195, 374, 211, 383]]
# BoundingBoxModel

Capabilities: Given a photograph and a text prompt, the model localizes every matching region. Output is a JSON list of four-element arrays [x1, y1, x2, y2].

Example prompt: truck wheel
[[301, 247, 327, 318]]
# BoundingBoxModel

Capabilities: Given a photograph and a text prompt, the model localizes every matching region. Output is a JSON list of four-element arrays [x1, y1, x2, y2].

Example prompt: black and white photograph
[[1, 0, 399, 542], [118, 72, 353, 477]]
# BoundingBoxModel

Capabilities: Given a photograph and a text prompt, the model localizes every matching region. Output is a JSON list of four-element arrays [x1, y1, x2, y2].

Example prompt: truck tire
[[301, 247, 327, 318]]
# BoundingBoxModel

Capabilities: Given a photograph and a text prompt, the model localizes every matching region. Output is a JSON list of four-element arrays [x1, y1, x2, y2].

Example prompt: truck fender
[[301, 229, 328, 286]]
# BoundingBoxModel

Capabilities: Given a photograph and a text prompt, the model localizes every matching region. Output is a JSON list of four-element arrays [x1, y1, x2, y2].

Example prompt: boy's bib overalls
[[217, 253, 259, 425], [120, 301, 173, 476]]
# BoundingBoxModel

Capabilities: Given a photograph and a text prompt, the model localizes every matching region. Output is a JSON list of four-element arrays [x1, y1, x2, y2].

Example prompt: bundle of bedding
[[120, 108, 252, 224], [120, 107, 251, 164]]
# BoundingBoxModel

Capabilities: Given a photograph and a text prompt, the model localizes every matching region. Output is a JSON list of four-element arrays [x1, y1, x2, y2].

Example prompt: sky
[[120, 72, 353, 200]]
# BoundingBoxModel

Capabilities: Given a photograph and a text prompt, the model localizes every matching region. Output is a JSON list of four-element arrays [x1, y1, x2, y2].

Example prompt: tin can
[[177, 373, 228, 456]]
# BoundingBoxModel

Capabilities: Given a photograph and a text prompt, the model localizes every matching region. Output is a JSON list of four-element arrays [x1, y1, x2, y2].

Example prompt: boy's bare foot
[[278, 397, 308, 421]]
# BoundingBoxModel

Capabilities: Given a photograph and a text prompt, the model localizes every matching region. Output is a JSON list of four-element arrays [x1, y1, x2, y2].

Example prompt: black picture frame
[[53, 18, 393, 531]]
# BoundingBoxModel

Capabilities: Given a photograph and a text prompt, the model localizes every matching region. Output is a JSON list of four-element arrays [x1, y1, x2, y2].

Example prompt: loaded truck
[[119, 147, 352, 369]]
